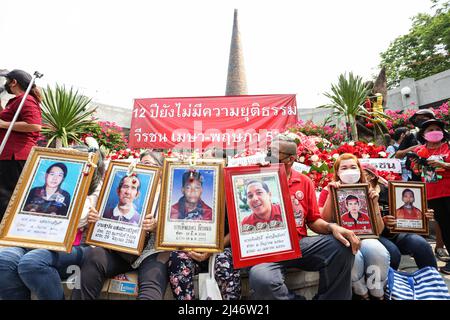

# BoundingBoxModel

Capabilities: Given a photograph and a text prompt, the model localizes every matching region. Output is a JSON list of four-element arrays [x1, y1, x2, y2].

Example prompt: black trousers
[[428, 197, 450, 256], [72, 247, 169, 300], [0, 159, 25, 221]]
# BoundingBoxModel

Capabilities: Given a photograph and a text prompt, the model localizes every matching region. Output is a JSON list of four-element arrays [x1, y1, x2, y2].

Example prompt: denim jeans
[[248, 234, 355, 300], [351, 239, 390, 298], [379, 234, 437, 270], [0, 245, 88, 300]]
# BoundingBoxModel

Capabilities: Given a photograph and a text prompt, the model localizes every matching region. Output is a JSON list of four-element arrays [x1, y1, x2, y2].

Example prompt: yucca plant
[[41, 84, 97, 148], [320, 72, 388, 141]]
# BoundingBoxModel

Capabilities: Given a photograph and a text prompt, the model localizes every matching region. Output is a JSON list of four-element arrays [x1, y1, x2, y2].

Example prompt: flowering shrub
[[385, 109, 417, 133], [384, 101, 450, 134], [82, 121, 128, 152], [333, 141, 387, 159], [433, 101, 450, 126], [108, 148, 141, 160], [288, 119, 346, 145]]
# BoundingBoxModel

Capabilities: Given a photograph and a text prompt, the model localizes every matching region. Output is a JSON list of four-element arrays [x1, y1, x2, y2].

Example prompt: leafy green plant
[[320, 72, 381, 141], [41, 84, 97, 148]]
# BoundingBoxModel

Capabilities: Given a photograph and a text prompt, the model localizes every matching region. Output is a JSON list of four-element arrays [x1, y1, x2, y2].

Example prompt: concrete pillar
[[225, 9, 248, 96]]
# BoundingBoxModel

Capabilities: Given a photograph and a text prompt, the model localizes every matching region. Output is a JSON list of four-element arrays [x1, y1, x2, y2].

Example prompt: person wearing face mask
[[413, 119, 450, 275], [0, 69, 42, 221], [247, 135, 360, 300], [318, 153, 389, 300], [362, 164, 437, 271]]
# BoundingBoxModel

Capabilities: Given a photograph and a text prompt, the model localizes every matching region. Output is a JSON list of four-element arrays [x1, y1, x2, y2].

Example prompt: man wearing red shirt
[[241, 180, 284, 231], [0, 70, 42, 220], [395, 189, 422, 220], [248, 135, 360, 300], [340, 195, 373, 233]]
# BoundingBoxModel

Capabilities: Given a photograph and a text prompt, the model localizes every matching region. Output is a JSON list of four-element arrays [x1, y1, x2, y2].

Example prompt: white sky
[[1, 0, 434, 109]]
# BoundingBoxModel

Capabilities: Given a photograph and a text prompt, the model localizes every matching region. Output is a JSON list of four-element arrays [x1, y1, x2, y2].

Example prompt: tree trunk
[[350, 117, 359, 142], [55, 138, 62, 149]]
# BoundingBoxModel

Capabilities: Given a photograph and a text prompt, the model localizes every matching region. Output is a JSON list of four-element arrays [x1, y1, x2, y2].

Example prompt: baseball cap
[[0, 69, 32, 90]]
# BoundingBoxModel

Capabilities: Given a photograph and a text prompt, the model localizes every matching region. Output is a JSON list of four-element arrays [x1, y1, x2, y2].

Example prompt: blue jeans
[[0, 246, 88, 300], [379, 234, 437, 270], [352, 239, 390, 298]]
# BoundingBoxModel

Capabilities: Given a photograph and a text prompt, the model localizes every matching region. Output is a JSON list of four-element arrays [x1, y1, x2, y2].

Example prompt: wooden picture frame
[[0, 147, 98, 252], [86, 160, 161, 255], [388, 181, 428, 235], [224, 164, 301, 269], [332, 183, 378, 239], [155, 158, 225, 253]]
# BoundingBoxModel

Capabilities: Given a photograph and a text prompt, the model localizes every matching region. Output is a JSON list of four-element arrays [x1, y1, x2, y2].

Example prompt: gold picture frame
[[155, 158, 225, 253], [332, 183, 379, 239], [0, 147, 98, 252], [388, 181, 429, 235], [86, 161, 161, 255]]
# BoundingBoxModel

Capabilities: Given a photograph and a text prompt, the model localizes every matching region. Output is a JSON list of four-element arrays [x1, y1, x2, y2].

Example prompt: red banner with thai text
[[129, 94, 298, 150]]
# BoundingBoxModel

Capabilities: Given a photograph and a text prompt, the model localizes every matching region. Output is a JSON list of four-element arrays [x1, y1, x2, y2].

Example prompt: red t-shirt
[[318, 189, 374, 234], [396, 206, 422, 220], [241, 203, 283, 227], [288, 169, 321, 240], [414, 143, 450, 200], [340, 211, 373, 234], [0, 94, 42, 160]]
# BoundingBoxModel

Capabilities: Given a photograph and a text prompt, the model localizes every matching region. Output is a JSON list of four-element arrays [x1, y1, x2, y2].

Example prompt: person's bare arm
[[395, 145, 418, 159], [319, 183, 340, 222], [0, 119, 41, 132]]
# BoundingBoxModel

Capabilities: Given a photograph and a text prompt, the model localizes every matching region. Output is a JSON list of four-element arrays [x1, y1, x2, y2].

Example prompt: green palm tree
[[41, 84, 97, 148], [320, 72, 387, 141]]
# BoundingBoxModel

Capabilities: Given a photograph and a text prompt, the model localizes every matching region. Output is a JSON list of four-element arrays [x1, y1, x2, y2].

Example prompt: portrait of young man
[[396, 188, 422, 220], [170, 170, 213, 221], [340, 194, 372, 233], [240, 179, 284, 232], [103, 174, 142, 225]]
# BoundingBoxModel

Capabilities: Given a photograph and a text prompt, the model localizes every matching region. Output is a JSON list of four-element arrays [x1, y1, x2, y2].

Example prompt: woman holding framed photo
[[0, 143, 104, 300], [362, 163, 437, 270], [167, 156, 241, 301], [318, 153, 389, 300], [413, 119, 450, 275], [73, 150, 170, 300]]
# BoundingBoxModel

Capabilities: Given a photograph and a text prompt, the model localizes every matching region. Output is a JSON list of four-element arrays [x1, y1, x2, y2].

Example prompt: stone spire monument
[[225, 9, 248, 96]]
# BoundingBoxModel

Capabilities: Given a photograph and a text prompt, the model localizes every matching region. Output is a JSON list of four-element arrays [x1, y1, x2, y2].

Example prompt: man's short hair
[[140, 150, 164, 166], [393, 127, 408, 142], [402, 188, 415, 198], [118, 174, 141, 192], [245, 180, 270, 193], [345, 194, 359, 205], [182, 170, 203, 187]]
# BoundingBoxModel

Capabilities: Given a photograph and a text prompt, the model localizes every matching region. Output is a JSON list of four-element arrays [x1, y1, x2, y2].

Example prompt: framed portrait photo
[[224, 164, 301, 269], [86, 161, 161, 255], [332, 183, 378, 239], [0, 147, 98, 252], [155, 158, 225, 253], [388, 181, 428, 235]]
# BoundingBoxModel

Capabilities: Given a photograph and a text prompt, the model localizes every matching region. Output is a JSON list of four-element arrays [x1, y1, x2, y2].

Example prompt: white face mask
[[339, 170, 361, 184]]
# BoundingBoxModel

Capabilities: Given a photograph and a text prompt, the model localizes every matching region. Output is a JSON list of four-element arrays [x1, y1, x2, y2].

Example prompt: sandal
[[435, 248, 450, 262]]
